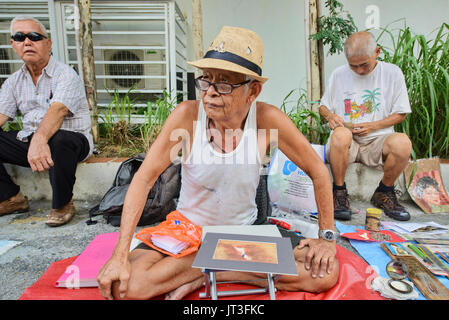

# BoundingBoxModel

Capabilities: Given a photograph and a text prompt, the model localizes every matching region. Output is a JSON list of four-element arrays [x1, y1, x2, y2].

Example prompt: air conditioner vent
[[107, 50, 143, 88]]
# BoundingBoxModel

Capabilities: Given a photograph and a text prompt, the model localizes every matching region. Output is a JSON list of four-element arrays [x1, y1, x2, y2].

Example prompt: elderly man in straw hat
[[98, 26, 339, 300]]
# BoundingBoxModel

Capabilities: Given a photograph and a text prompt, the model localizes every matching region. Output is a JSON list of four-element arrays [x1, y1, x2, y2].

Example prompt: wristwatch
[[318, 229, 338, 241]]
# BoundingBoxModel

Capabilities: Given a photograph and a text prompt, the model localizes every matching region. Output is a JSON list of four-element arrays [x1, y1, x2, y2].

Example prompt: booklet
[[151, 234, 189, 255]]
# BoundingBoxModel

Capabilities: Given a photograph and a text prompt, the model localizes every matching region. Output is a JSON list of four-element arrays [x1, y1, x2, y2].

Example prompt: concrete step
[[5, 158, 124, 202], [5, 159, 449, 203]]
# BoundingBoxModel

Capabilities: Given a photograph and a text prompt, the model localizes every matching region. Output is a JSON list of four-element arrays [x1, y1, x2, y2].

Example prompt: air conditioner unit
[[103, 47, 166, 91]]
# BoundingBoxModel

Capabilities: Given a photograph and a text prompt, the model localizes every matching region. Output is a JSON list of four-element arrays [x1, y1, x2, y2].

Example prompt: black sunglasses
[[11, 32, 47, 42], [195, 76, 251, 95]]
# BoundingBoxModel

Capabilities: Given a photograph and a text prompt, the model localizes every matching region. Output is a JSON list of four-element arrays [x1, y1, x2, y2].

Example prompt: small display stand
[[192, 232, 298, 300]]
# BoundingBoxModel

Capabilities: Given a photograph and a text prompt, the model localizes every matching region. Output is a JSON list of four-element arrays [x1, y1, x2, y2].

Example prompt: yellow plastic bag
[[135, 210, 202, 258]]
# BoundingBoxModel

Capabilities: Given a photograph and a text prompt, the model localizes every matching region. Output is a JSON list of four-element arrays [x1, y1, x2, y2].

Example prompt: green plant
[[2, 113, 23, 132], [139, 90, 177, 151], [309, 0, 357, 56], [96, 87, 177, 156], [377, 22, 449, 159], [106, 85, 137, 123], [100, 86, 137, 145], [281, 88, 330, 145]]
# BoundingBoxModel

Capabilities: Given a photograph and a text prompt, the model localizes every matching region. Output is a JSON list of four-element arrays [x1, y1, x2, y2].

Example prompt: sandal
[[46, 200, 75, 227]]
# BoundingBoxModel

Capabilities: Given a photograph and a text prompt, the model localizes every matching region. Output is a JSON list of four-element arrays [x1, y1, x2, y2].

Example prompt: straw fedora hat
[[188, 26, 268, 83]]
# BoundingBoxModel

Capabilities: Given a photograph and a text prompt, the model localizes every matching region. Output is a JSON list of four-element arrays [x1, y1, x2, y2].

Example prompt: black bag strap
[[89, 204, 100, 217], [85, 154, 144, 226], [86, 204, 100, 225]]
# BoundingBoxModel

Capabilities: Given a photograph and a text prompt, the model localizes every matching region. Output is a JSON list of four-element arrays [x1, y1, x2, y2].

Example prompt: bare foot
[[165, 277, 204, 300]]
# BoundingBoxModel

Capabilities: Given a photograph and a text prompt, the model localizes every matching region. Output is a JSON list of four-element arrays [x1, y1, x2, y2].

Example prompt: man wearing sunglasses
[[98, 26, 338, 300], [0, 16, 93, 227]]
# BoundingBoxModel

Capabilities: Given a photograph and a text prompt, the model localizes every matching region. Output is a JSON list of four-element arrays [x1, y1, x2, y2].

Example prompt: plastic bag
[[267, 145, 325, 214], [135, 210, 202, 258]]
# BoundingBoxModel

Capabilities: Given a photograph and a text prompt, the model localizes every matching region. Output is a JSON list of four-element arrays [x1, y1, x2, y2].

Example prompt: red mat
[[19, 245, 385, 300]]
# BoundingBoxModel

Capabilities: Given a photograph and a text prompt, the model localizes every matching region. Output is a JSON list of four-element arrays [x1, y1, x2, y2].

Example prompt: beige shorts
[[325, 133, 394, 171]]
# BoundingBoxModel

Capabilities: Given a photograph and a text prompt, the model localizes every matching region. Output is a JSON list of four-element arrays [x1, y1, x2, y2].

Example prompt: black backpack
[[87, 153, 182, 227], [87, 154, 271, 227]]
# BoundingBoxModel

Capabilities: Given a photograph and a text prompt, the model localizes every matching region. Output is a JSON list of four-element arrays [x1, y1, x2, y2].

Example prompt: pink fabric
[[54, 232, 119, 288]]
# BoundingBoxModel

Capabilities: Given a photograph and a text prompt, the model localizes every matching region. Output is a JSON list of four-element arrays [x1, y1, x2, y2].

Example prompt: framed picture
[[192, 232, 298, 276], [405, 159, 449, 213]]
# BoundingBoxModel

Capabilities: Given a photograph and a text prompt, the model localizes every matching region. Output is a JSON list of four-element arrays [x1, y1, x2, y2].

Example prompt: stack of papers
[[381, 221, 449, 234], [381, 221, 449, 244], [151, 234, 189, 255]]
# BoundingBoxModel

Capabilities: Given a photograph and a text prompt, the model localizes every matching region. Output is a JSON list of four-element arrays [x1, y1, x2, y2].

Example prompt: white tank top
[[176, 100, 261, 226]]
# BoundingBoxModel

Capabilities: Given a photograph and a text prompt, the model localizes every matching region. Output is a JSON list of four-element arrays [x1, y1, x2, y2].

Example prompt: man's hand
[[27, 133, 54, 172], [26, 102, 70, 171], [297, 238, 337, 279], [319, 106, 344, 130], [97, 256, 131, 300], [326, 113, 344, 130], [352, 122, 378, 136], [0, 113, 9, 128]]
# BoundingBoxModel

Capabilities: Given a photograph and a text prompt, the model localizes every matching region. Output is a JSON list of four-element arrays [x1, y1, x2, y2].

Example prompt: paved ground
[[0, 198, 447, 300]]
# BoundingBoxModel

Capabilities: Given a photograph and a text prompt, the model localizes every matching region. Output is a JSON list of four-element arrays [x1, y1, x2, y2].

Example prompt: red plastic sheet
[[183, 244, 385, 300], [19, 244, 385, 300]]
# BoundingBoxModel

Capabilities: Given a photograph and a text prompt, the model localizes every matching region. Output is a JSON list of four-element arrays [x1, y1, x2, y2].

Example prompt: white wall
[[323, 0, 449, 82], [177, 0, 306, 107], [176, 0, 448, 107]]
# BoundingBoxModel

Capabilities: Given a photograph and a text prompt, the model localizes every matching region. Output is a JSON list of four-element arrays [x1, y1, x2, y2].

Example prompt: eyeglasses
[[11, 32, 47, 42], [195, 76, 251, 95]]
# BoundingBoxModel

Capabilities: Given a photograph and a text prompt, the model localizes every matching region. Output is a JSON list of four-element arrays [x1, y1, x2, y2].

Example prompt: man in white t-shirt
[[319, 31, 412, 221]]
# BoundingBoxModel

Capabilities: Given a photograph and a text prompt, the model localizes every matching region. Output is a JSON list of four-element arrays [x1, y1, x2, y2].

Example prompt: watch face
[[324, 231, 333, 240]]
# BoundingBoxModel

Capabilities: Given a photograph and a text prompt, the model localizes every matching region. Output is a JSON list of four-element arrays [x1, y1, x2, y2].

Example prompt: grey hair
[[244, 75, 256, 92], [10, 15, 48, 37], [344, 32, 377, 58], [245, 75, 256, 82]]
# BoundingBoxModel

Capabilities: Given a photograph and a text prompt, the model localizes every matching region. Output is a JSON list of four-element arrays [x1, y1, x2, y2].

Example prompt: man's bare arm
[[33, 102, 69, 141], [27, 102, 69, 172], [260, 103, 334, 230], [97, 100, 197, 300], [0, 113, 9, 128], [260, 103, 336, 278]]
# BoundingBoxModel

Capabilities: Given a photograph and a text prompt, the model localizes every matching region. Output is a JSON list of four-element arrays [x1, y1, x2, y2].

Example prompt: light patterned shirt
[[0, 56, 93, 159]]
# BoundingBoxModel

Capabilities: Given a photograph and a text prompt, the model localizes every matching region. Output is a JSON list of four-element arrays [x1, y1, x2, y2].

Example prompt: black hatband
[[203, 50, 262, 76]]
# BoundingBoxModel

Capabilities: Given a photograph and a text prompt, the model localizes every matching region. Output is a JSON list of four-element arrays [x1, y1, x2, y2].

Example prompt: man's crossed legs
[[0, 129, 89, 226], [106, 239, 339, 300]]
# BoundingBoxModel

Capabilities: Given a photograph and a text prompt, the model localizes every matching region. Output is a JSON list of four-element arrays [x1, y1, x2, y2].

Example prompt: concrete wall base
[[5, 159, 122, 202], [5, 160, 449, 203]]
